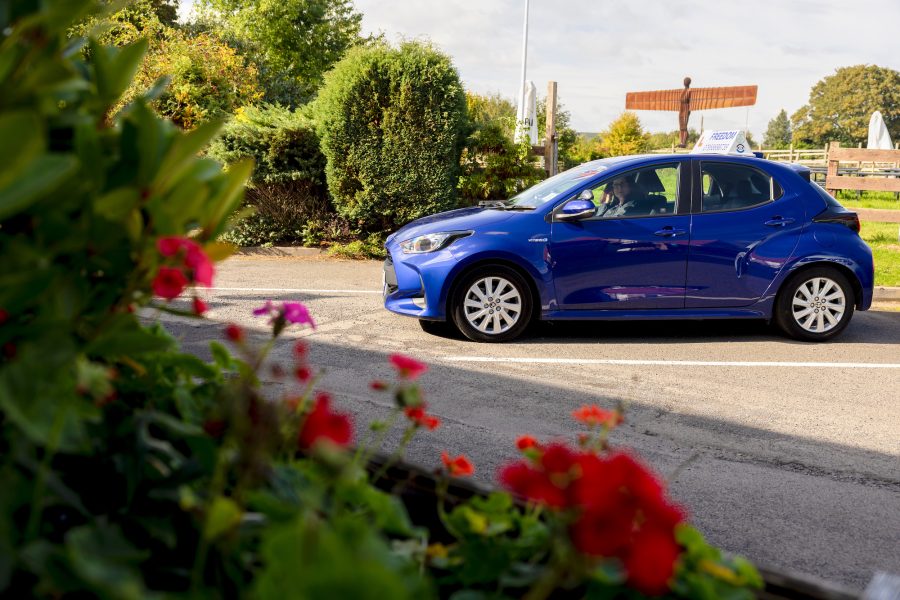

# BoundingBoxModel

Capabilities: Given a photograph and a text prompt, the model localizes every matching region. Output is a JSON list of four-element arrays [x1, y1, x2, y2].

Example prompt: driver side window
[[588, 164, 680, 220]]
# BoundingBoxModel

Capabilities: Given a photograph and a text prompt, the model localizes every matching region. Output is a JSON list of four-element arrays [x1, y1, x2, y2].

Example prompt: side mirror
[[557, 198, 596, 221]]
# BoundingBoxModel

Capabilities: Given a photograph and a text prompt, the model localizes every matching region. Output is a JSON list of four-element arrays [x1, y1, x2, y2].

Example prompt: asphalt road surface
[[156, 255, 900, 592]]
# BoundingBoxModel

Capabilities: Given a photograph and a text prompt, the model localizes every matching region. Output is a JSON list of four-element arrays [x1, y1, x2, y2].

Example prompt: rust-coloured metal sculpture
[[626, 78, 758, 147]]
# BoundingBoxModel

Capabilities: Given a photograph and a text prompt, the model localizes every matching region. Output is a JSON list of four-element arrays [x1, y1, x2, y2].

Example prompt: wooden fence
[[824, 143, 900, 197]]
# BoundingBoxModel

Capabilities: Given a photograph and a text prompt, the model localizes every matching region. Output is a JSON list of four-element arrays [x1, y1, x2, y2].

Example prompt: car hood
[[386, 207, 518, 245]]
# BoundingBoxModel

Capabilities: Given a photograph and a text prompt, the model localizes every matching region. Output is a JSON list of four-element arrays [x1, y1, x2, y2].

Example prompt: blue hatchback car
[[383, 153, 873, 342]]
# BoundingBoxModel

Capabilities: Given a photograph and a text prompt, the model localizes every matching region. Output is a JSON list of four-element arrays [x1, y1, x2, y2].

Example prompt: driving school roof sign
[[690, 130, 754, 155]]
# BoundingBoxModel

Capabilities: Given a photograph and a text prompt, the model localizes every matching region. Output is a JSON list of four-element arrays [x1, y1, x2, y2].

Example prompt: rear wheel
[[775, 267, 855, 342], [451, 266, 533, 343]]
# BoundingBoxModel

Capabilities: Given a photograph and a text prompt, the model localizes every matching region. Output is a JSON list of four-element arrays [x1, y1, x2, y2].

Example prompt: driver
[[597, 176, 647, 217]]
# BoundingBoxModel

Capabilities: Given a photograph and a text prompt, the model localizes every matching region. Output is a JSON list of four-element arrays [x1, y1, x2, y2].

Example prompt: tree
[[72, 0, 262, 128], [602, 112, 649, 156], [791, 65, 900, 147], [314, 42, 468, 234], [458, 93, 543, 203], [197, 0, 365, 106], [645, 129, 699, 150], [763, 110, 792, 149]]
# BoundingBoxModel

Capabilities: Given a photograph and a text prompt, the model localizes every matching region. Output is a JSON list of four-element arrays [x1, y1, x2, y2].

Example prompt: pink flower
[[283, 302, 315, 327], [156, 236, 214, 287], [389, 354, 428, 380], [157, 236, 183, 257], [252, 301, 315, 329], [152, 267, 188, 300]]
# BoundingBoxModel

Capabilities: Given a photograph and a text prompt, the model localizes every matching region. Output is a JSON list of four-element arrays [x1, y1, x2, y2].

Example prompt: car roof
[[580, 153, 806, 182]]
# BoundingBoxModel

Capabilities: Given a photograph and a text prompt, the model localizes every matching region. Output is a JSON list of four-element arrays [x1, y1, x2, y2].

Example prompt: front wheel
[[450, 267, 533, 343], [775, 267, 855, 342]]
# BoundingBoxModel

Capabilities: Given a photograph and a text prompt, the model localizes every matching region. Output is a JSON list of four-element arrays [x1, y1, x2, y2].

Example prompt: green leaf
[[154, 119, 224, 195], [204, 496, 242, 541], [85, 321, 174, 358], [0, 110, 43, 189], [0, 154, 78, 220], [93, 188, 140, 221], [90, 38, 148, 105], [209, 341, 234, 370]]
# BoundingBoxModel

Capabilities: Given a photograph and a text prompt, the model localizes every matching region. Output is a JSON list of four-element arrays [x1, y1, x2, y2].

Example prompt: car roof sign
[[690, 130, 755, 156]]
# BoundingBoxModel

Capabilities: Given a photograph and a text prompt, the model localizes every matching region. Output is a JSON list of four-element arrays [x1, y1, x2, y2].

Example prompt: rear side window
[[700, 162, 783, 213]]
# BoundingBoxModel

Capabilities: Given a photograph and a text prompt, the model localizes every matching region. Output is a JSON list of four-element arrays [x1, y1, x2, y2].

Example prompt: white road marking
[[444, 356, 900, 369], [210, 287, 382, 295]]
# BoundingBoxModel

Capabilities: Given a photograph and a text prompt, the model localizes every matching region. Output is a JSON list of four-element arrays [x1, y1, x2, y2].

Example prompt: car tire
[[450, 266, 533, 343], [418, 319, 456, 338], [774, 267, 855, 342]]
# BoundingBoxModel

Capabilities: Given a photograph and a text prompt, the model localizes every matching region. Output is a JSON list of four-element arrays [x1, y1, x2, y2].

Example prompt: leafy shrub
[[315, 41, 468, 234], [209, 105, 335, 246], [458, 121, 544, 203], [73, 0, 262, 128]]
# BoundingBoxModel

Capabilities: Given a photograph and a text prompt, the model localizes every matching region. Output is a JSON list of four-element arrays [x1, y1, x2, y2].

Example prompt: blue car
[[383, 153, 873, 342]]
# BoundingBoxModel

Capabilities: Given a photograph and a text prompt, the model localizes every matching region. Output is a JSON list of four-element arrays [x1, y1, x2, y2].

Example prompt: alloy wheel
[[462, 276, 522, 335], [791, 276, 846, 333]]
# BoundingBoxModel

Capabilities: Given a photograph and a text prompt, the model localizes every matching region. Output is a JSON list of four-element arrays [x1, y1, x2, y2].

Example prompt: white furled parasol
[[867, 111, 893, 149]]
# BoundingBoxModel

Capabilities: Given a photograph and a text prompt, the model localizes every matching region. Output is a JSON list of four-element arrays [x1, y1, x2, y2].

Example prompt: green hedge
[[208, 105, 334, 246], [315, 41, 468, 234]]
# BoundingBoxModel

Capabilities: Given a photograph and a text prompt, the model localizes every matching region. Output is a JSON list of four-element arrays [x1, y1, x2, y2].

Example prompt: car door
[[550, 160, 692, 310], [685, 159, 805, 308]]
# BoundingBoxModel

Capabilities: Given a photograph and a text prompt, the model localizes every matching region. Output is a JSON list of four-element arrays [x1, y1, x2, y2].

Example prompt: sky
[[181, 0, 900, 137]]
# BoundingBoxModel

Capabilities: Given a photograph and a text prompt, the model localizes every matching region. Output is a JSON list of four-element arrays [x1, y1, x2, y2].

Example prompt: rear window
[[700, 162, 783, 213]]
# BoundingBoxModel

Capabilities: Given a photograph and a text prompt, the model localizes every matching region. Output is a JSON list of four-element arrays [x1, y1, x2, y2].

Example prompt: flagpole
[[517, 0, 530, 132]]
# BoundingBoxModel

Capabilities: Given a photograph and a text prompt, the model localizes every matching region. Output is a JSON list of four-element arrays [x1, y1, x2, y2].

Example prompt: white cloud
[[355, 0, 900, 137]]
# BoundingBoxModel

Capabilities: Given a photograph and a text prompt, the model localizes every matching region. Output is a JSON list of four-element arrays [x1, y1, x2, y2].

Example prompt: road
[[156, 255, 900, 592]]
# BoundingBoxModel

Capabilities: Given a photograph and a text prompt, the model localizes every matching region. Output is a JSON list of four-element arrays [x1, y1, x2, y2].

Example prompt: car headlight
[[399, 231, 471, 254]]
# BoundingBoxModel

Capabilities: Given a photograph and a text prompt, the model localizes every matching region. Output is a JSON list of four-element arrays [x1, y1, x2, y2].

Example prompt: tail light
[[813, 209, 860, 234]]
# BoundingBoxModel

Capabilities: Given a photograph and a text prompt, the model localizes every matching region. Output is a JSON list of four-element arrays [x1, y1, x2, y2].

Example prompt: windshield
[[506, 162, 609, 208]]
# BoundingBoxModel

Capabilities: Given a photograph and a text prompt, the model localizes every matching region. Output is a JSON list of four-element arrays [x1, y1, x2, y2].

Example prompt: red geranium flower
[[152, 267, 188, 300], [192, 297, 208, 315], [499, 462, 567, 508], [293, 341, 308, 359], [441, 452, 474, 477], [184, 243, 214, 287], [224, 323, 244, 343], [389, 353, 428, 380], [621, 528, 682, 596], [572, 404, 623, 428], [0, 308, 8, 325], [369, 380, 389, 391], [403, 404, 441, 430], [295, 366, 311, 382], [516, 435, 540, 451], [298, 393, 353, 450]]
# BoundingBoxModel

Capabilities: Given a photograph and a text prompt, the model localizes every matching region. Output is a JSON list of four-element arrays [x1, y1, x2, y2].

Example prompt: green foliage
[[763, 110, 792, 149], [602, 112, 650, 156], [859, 221, 900, 287], [458, 93, 544, 203], [315, 41, 468, 234], [791, 65, 900, 146], [0, 1, 252, 594], [197, 0, 366, 105], [646, 129, 700, 150], [74, 0, 262, 129], [537, 96, 581, 169], [208, 105, 341, 246], [327, 235, 388, 259], [568, 133, 608, 164]]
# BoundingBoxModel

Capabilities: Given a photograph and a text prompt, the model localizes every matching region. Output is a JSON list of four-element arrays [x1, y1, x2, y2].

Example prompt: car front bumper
[[382, 247, 459, 321]]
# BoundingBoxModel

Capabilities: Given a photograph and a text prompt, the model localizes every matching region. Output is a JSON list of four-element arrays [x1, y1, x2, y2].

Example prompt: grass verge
[[861, 221, 900, 287]]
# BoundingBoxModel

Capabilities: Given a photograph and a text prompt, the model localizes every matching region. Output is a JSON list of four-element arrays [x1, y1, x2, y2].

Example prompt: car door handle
[[765, 216, 795, 227], [653, 227, 686, 237]]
